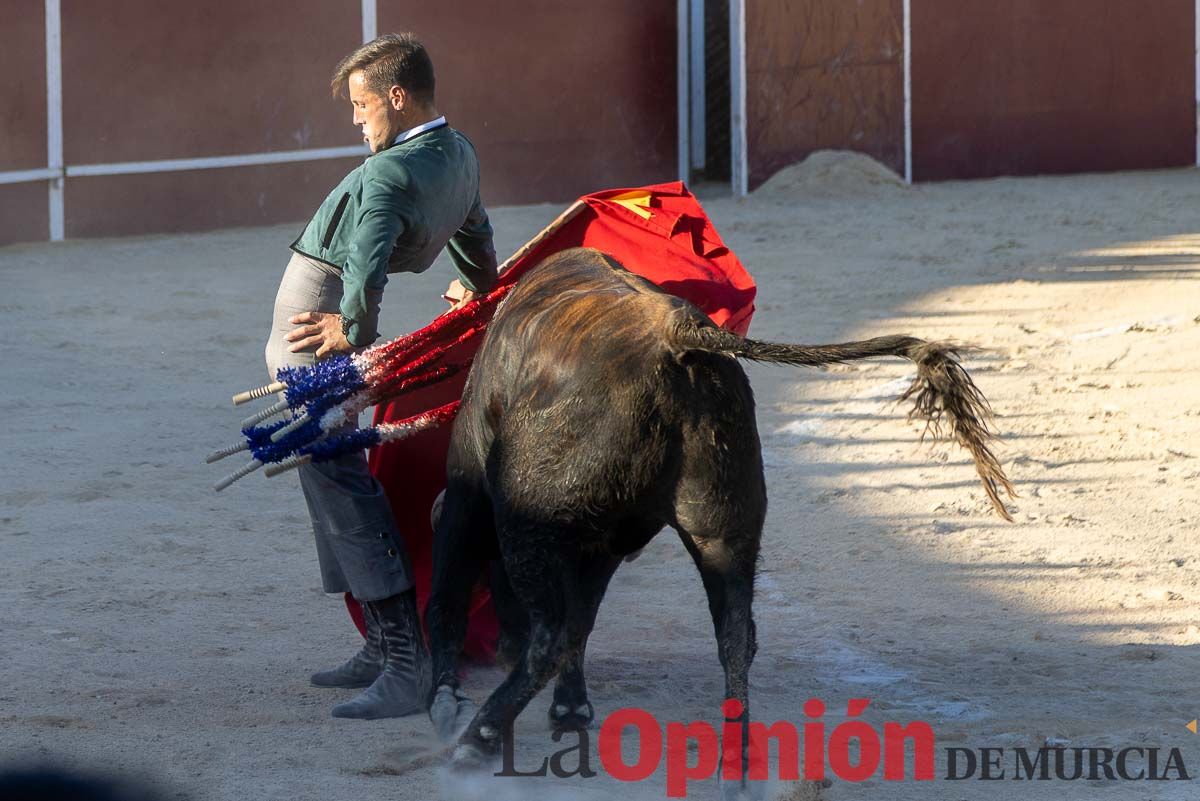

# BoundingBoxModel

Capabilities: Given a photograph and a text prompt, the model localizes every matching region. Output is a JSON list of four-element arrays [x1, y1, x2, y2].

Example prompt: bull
[[424, 247, 1013, 792]]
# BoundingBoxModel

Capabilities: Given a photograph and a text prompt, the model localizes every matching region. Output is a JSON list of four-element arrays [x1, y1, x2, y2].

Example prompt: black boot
[[310, 602, 383, 688], [331, 590, 431, 719]]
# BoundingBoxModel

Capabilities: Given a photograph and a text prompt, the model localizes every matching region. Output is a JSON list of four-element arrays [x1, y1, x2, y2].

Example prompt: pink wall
[[913, 0, 1196, 180], [7, 1, 1197, 246], [2, 1, 678, 245], [377, 1, 678, 205], [0, 7, 49, 242]]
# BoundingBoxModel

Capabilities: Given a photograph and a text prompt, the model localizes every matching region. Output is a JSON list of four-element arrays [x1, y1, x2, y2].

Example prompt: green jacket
[[291, 123, 497, 346]]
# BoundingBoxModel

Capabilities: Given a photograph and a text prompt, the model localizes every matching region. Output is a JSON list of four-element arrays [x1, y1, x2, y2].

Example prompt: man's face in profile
[[349, 70, 403, 153]]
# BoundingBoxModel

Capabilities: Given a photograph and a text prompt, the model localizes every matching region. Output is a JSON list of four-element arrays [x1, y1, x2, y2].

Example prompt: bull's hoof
[[448, 741, 500, 774], [720, 776, 767, 801], [431, 685, 477, 744], [548, 700, 595, 731]]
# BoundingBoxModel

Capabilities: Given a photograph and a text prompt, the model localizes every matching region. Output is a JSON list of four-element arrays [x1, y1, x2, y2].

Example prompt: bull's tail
[[674, 324, 1016, 521]]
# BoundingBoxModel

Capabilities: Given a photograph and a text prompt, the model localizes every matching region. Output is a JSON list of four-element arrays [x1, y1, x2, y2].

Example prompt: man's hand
[[285, 311, 354, 358], [442, 279, 478, 313]]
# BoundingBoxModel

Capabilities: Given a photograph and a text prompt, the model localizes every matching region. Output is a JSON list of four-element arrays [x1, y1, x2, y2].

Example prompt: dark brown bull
[[425, 247, 1013, 792]]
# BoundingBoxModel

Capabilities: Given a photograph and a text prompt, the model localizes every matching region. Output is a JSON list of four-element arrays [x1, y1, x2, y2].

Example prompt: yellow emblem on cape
[[1188, 719, 1198, 734], [611, 190, 653, 220]]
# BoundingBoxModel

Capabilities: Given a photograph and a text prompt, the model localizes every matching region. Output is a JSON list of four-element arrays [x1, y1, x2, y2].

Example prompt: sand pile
[[753, 149, 905, 201]]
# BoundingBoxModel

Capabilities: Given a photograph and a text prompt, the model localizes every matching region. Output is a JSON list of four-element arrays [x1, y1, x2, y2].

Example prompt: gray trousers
[[265, 252, 413, 601]]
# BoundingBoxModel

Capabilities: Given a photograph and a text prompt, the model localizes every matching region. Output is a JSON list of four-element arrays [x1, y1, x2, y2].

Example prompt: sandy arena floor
[[2, 155, 1199, 800]]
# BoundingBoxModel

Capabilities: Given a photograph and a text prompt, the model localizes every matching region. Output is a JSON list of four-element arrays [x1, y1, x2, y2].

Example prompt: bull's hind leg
[[676, 528, 760, 711], [489, 559, 530, 671], [426, 479, 495, 742], [549, 553, 621, 731], [671, 352, 767, 796], [675, 467, 765, 799], [451, 541, 568, 766], [451, 525, 617, 767], [677, 526, 764, 801]]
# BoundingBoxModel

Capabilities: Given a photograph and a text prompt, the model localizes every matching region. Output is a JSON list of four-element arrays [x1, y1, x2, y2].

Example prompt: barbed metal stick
[[264, 454, 311, 478], [213, 459, 263, 492], [232, 381, 286, 406], [205, 440, 249, 464], [240, 399, 291, 429]]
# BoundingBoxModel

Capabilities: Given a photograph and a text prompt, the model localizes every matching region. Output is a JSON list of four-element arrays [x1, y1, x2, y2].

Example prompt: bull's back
[[493, 249, 679, 360], [473, 248, 687, 401], [452, 248, 703, 520]]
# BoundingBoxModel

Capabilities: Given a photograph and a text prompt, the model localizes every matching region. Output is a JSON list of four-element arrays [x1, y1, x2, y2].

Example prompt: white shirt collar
[[393, 116, 447, 146]]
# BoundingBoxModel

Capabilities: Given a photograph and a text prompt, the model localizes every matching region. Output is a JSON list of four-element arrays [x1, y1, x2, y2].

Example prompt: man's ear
[[388, 85, 406, 111]]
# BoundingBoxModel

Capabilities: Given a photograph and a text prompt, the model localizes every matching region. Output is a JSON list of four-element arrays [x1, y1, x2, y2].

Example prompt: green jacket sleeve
[[446, 190, 498, 293], [339, 167, 410, 347]]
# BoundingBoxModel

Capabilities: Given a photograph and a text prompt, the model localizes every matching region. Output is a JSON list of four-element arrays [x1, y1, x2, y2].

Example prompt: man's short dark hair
[[331, 33, 435, 105]]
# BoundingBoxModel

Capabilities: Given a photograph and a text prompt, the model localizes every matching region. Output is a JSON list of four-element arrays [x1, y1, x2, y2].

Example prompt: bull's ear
[[430, 489, 446, 530]]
